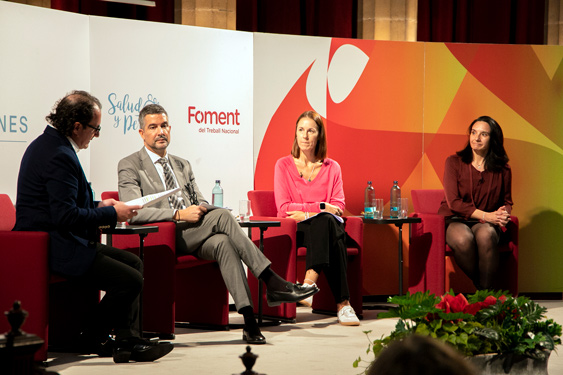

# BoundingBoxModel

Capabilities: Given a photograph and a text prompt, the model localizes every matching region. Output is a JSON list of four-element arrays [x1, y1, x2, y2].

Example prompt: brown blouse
[[438, 154, 513, 218]]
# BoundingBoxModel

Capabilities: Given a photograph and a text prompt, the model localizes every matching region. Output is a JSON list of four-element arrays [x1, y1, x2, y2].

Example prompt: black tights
[[445, 222, 500, 289]]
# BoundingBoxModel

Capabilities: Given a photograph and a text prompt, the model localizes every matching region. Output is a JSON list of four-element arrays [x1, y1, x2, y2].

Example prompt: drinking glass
[[399, 198, 409, 219], [374, 199, 384, 219], [239, 199, 251, 222]]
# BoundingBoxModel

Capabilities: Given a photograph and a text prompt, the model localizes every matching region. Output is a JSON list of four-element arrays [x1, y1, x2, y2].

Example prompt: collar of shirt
[[49, 123, 79, 154], [67, 137, 80, 153], [145, 146, 168, 164], [144, 147, 178, 190]]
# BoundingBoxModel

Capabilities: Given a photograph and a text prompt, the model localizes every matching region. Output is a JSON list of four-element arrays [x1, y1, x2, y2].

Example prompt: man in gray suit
[[118, 104, 318, 344]]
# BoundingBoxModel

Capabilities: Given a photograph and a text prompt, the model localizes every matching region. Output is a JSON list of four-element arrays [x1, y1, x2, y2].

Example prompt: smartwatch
[[320, 202, 326, 210]]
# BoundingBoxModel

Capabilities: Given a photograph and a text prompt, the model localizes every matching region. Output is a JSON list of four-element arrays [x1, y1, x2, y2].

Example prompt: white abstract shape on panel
[[306, 53, 330, 118], [327, 44, 369, 104]]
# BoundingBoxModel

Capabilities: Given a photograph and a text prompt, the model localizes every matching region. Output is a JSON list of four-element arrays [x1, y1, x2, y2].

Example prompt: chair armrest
[[343, 216, 363, 252], [408, 213, 447, 295], [506, 215, 518, 245], [0, 231, 50, 282]]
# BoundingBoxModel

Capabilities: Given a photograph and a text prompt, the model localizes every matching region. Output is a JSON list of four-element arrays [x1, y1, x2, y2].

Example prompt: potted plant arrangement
[[354, 290, 562, 375]]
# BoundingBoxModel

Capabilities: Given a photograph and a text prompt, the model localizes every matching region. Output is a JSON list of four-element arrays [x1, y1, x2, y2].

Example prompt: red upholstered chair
[[0, 194, 99, 361], [0, 194, 50, 361], [247, 190, 363, 320], [408, 189, 518, 296], [101, 191, 229, 335]]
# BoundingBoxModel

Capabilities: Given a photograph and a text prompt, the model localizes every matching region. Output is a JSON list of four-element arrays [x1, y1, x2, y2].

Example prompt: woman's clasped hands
[[483, 205, 511, 227]]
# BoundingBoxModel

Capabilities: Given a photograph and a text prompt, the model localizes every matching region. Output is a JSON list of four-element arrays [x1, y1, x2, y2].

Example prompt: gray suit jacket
[[118, 147, 208, 224]]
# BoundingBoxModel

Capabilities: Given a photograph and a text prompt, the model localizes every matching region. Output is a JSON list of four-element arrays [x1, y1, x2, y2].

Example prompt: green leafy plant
[[353, 290, 561, 372]]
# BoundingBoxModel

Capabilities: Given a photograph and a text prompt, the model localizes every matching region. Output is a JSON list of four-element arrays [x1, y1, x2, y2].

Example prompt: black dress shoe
[[77, 332, 114, 357], [113, 338, 174, 363], [266, 282, 320, 307], [242, 330, 266, 345]]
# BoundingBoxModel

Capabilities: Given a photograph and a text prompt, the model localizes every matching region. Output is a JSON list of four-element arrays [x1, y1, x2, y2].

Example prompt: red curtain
[[50, 0, 545, 45], [51, 0, 174, 24], [417, 0, 545, 44], [236, 0, 355, 39]]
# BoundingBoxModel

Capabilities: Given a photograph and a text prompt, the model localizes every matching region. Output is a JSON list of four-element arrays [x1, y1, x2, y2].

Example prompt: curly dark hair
[[456, 115, 509, 173], [46, 90, 102, 137], [139, 104, 168, 130]]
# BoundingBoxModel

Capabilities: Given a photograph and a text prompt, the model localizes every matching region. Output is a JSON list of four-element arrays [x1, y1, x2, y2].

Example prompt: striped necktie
[[156, 157, 184, 210]]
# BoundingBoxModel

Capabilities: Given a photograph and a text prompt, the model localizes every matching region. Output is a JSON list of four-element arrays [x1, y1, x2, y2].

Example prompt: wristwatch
[[320, 202, 326, 210]]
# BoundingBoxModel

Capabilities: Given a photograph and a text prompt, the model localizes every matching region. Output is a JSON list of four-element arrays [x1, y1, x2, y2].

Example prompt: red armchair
[[101, 191, 229, 335], [0, 194, 99, 362], [408, 189, 518, 296], [0, 194, 49, 361], [247, 190, 363, 320]]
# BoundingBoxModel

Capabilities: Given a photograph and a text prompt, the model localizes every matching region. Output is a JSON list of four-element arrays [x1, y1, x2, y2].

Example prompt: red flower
[[436, 293, 469, 313], [463, 303, 482, 316], [482, 296, 498, 307], [433, 293, 505, 319]]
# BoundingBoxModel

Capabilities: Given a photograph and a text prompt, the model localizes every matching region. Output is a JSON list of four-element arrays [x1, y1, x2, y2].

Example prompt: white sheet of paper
[[124, 187, 181, 208]]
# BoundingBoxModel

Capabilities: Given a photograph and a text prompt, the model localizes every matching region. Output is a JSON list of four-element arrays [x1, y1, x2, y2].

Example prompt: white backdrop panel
[[0, 2, 91, 202], [89, 17, 253, 209]]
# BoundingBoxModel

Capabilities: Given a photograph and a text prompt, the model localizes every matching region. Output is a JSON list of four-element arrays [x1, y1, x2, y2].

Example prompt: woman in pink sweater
[[273, 110, 359, 326]]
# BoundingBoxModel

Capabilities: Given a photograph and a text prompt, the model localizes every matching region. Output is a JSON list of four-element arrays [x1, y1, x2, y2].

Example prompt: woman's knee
[[448, 237, 472, 252], [446, 228, 474, 251], [474, 225, 499, 248]]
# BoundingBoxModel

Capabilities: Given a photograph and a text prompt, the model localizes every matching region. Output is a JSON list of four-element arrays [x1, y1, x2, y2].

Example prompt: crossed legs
[[445, 222, 500, 289], [180, 209, 318, 343]]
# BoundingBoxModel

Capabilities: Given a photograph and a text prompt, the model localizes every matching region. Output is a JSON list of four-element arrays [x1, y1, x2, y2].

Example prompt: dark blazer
[[13, 126, 117, 277]]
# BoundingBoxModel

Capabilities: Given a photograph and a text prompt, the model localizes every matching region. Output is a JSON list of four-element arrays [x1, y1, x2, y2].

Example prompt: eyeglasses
[[83, 123, 101, 133]]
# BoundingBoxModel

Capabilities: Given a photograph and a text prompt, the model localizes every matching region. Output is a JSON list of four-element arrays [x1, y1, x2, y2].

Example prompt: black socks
[[259, 267, 288, 292], [239, 306, 260, 334]]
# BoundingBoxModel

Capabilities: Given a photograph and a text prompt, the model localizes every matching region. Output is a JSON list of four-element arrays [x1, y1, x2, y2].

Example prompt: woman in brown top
[[438, 116, 512, 290]]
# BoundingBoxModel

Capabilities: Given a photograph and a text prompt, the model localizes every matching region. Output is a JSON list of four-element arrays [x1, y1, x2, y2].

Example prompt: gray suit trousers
[[175, 209, 271, 310]]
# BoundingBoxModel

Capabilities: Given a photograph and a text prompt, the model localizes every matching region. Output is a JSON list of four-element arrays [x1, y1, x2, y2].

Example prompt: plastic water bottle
[[390, 180, 401, 218], [212, 180, 223, 207], [364, 181, 375, 219]]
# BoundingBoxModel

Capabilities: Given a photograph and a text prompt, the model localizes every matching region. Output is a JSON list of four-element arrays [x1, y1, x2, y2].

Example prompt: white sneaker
[[337, 305, 360, 326], [298, 283, 316, 307]]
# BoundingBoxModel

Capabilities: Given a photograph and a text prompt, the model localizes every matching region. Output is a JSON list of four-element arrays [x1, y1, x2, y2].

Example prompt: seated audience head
[[367, 334, 477, 375]]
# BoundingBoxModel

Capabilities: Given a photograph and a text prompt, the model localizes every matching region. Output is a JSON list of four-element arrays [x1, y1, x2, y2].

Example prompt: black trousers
[[297, 214, 350, 304], [64, 243, 143, 341]]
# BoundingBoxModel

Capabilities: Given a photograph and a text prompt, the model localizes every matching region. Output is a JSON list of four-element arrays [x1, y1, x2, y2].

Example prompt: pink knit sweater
[[274, 155, 345, 218]]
